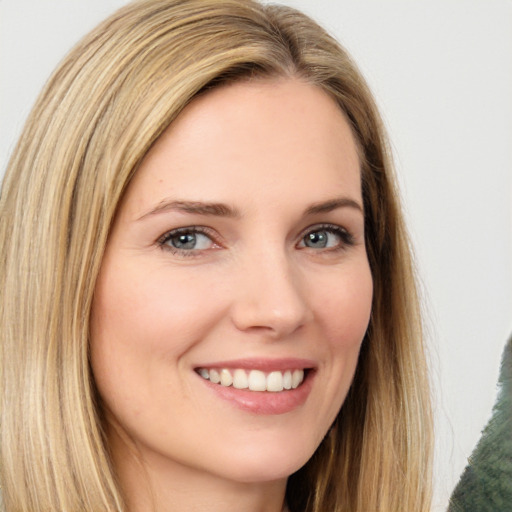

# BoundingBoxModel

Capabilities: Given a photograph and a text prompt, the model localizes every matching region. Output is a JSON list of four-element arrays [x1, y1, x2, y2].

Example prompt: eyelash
[[299, 223, 355, 252], [157, 223, 355, 257], [157, 226, 218, 257]]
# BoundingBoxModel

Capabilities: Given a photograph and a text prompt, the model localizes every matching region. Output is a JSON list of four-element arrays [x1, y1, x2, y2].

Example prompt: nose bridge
[[230, 240, 311, 337]]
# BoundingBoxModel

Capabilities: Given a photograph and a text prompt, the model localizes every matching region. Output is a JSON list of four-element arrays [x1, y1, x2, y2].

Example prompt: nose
[[230, 249, 312, 339]]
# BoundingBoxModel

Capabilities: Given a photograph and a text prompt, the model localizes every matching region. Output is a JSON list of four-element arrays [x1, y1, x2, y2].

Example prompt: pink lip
[[194, 358, 316, 415], [195, 357, 316, 372]]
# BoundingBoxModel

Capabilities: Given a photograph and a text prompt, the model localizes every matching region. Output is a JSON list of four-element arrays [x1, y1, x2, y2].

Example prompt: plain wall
[[1, 1, 511, 510]]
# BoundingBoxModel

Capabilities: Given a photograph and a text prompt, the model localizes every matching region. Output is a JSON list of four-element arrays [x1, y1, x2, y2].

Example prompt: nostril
[[230, 294, 311, 337], [228, 257, 313, 337]]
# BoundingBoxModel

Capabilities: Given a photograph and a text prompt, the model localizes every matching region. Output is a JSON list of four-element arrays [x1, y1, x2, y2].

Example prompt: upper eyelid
[[297, 223, 356, 247], [157, 225, 218, 245], [299, 222, 351, 237], [156, 222, 354, 248]]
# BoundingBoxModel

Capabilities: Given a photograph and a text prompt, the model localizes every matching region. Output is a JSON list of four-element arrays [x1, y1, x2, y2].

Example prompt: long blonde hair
[[0, 1, 432, 510]]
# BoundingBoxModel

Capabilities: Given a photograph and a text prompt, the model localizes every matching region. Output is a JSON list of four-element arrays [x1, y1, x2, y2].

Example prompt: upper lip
[[194, 357, 316, 372]]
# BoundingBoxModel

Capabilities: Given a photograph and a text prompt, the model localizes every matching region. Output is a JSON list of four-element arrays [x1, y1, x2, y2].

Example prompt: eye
[[298, 224, 354, 251], [158, 227, 217, 254]]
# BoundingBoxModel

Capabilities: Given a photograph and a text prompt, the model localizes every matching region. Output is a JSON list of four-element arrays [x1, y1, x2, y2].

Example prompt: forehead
[[122, 78, 361, 215]]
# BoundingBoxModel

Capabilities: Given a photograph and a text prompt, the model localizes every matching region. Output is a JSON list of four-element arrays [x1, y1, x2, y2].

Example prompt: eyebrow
[[137, 200, 240, 220], [137, 196, 363, 221], [305, 197, 363, 216]]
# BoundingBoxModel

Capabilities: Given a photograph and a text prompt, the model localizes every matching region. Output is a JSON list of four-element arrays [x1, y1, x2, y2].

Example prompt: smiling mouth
[[195, 368, 306, 392]]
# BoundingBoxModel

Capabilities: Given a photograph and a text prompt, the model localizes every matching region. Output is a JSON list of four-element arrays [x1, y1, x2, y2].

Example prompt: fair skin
[[90, 78, 373, 512]]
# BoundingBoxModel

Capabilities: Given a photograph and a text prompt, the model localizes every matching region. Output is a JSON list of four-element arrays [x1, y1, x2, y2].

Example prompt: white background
[[1, 1, 511, 510]]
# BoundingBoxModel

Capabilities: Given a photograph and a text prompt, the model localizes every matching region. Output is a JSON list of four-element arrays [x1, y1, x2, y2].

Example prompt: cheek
[[314, 260, 372, 407], [89, 261, 224, 445], [91, 260, 218, 356], [295, 261, 372, 446], [315, 261, 373, 349], [89, 261, 213, 410]]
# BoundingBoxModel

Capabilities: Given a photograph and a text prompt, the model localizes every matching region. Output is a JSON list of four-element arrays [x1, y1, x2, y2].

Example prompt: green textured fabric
[[448, 334, 512, 512]]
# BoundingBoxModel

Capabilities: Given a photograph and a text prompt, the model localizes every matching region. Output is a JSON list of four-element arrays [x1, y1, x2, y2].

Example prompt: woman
[[0, 1, 433, 511]]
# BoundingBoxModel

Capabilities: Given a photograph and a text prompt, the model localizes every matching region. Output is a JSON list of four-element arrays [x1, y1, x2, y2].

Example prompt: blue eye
[[304, 230, 331, 248], [159, 228, 215, 253], [299, 225, 354, 250]]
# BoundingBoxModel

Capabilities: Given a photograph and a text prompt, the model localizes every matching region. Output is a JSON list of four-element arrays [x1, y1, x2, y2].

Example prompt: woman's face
[[90, 79, 373, 486]]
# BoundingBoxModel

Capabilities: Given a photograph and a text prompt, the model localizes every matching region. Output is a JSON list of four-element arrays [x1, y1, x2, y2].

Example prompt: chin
[[221, 460, 304, 485], [209, 435, 318, 484]]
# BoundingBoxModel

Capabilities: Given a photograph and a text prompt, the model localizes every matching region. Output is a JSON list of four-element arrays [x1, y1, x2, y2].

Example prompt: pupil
[[173, 233, 196, 249], [307, 231, 327, 248]]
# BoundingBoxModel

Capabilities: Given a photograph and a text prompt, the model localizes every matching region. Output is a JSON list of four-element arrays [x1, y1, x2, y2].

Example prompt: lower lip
[[198, 371, 314, 415]]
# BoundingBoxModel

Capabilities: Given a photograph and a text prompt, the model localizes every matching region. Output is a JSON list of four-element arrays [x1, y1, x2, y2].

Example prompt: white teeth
[[292, 369, 304, 389], [266, 371, 283, 392], [233, 369, 249, 389], [209, 369, 220, 384], [283, 370, 292, 390], [197, 367, 306, 392], [220, 369, 233, 387], [248, 370, 267, 391]]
